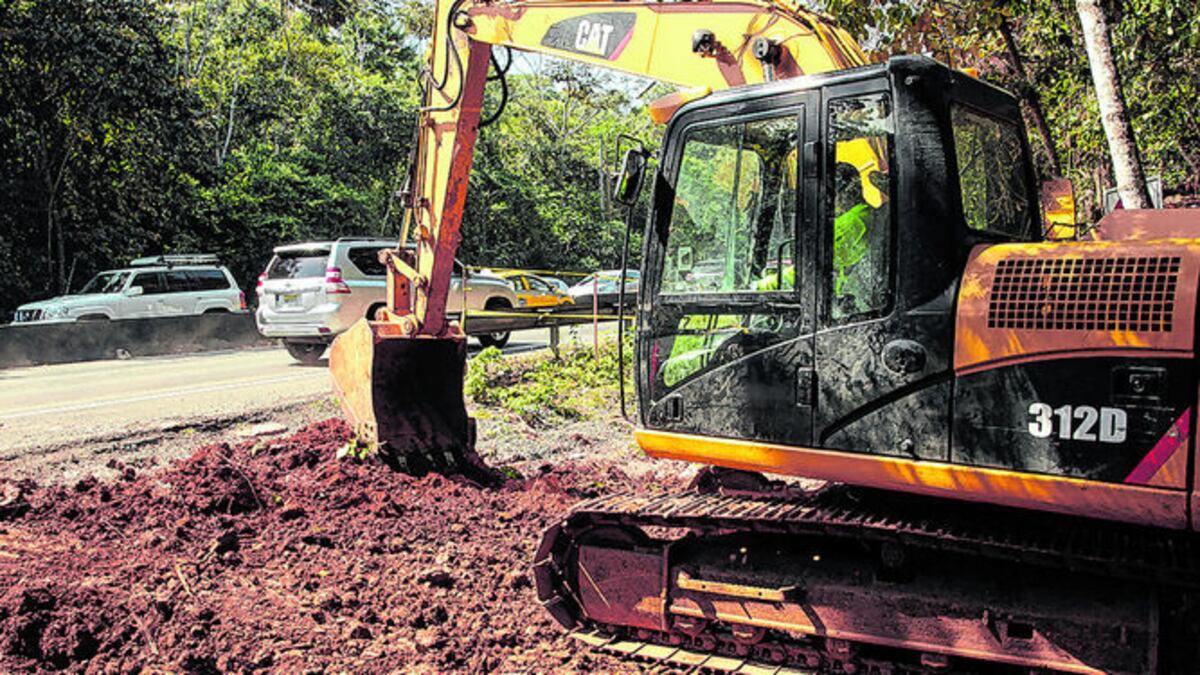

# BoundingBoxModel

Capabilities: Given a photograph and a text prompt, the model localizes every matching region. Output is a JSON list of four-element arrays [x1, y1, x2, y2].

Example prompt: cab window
[[188, 270, 231, 291], [827, 93, 893, 322], [347, 247, 388, 277], [132, 272, 167, 295], [166, 271, 194, 292], [662, 115, 798, 296], [951, 104, 1031, 238]]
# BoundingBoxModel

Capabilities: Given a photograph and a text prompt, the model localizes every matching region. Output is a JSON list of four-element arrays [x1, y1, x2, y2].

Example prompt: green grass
[[464, 339, 633, 428]]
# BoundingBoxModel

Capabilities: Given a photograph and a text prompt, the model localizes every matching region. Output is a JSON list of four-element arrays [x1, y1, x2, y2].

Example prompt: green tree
[[0, 0, 198, 301]]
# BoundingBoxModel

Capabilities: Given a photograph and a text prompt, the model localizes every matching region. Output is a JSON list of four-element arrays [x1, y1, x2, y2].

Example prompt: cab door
[[639, 94, 819, 446], [524, 275, 559, 307]]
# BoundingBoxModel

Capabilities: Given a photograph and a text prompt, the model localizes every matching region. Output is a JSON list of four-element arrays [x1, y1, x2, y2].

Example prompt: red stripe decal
[[1125, 408, 1191, 484]]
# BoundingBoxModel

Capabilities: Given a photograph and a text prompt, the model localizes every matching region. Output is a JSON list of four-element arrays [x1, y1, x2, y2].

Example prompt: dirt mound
[[0, 418, 672, 673]]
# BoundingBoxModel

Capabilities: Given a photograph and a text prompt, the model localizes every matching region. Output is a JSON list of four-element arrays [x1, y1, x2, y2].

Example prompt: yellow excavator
[[331, 0, 1200, 671]]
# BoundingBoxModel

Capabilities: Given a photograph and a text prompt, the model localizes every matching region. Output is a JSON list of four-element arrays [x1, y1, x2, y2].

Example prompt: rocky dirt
[[0, 413, 697, 673]]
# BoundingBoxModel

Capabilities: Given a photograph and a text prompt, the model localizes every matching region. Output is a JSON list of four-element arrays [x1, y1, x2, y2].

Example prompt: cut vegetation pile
[[0, 342, 687, 673]]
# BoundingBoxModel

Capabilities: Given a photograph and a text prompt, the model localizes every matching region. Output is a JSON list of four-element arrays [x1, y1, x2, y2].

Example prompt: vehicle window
[[79, 271, 130, 294], [527, 277, 551, 292], [267, 250, 330, 280], [827, 93, 893, 322], [347, 247, 388, 277], [952, 104, 1032, 238], [662, 114, 798, 296], [650, 311, 803, 397], [187, 270, 231, 291], [133, 272, 167, 295], [165, 271, 194, 292]]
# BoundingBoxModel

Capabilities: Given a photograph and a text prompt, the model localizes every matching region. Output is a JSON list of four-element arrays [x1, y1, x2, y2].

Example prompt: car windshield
[[78, 271, 130, 294], [268, 249, 330, 280]]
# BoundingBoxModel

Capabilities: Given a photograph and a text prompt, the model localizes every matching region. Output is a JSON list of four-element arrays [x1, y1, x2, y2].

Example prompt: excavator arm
[[329, 0, 866, 472]]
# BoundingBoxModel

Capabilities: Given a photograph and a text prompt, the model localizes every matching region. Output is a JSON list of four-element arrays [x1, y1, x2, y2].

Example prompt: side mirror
[[125, 286, 144, 297], [1041, 178, 1077, 240], [613, 148, 647, 207]]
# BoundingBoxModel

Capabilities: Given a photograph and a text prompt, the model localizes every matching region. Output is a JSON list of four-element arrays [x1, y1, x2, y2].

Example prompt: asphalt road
[[0, 325, 614, 457]]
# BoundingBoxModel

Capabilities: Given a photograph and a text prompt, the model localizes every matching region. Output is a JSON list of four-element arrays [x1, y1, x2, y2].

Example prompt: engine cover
[[954, 237, 1200, 529]]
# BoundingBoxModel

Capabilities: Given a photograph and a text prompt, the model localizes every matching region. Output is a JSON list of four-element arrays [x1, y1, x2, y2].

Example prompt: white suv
[[256, 238, 520, 363], [12, 255, 246, 324]]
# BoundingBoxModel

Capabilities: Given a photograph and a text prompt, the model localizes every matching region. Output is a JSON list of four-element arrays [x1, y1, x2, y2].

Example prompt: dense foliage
[[0, 0, 647, 316], [823, 0, 1200, 215], [0, 0, 1196, 317]]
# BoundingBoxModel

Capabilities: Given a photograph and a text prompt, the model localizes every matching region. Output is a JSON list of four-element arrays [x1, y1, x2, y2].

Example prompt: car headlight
[[44, 305, 68, 318]]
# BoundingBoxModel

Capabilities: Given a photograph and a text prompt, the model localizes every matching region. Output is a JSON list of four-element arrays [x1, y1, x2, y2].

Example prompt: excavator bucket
[[329, 318, 481, 475]]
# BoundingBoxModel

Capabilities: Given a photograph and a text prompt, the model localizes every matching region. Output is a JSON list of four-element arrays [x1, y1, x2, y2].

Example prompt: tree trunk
[[998, 18, 1062, 176], [1076, 0, 1150, 209], [54, 216, 66, 294]]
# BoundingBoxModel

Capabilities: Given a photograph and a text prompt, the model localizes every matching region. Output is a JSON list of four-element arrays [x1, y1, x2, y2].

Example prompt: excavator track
[[534, 485, 1200, 673]]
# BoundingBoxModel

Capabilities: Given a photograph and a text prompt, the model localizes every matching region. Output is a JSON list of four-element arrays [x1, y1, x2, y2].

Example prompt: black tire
[[77, 314, 110, 321], [284, 340, 326, 365], [366, 303, 388, 321], [202, 308, 230, 314], [477, 298, 512, 349]]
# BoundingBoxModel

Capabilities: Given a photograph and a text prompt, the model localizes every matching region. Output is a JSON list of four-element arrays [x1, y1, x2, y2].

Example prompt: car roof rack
[[129, 254, 220, 267], [335, 237, 397, 244]]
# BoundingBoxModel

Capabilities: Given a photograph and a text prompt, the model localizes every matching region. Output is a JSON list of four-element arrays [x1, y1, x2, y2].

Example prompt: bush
[[464, 339, 632, 427]]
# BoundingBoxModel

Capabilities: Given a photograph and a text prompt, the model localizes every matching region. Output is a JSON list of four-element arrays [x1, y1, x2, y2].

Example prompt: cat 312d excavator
[[329, 0, 1200, 672]]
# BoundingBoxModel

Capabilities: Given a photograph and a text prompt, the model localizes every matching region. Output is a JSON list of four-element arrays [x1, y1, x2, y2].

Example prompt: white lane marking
[[0, 372, 325, 420]]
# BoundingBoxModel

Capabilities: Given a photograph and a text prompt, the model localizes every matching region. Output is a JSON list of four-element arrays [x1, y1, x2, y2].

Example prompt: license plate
[[277, 293, 301, 308]]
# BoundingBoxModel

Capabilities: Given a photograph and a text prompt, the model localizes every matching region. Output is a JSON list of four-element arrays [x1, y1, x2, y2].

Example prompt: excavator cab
[[636, 55, 1200, 533], [638, 56, 1036, 454]]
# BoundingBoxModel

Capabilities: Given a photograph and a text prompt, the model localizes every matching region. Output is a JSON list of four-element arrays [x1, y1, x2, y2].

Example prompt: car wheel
[[284, 340, 326, 365], [477, 298, 512, 349], [366, 303, 388, 321], [202, 308, 229, 314], [78, 315, 110, 321]]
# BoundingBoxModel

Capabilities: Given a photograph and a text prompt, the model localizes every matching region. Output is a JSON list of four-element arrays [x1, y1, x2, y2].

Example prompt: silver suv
[[256, 238, 520, 363], [12, 255, 245, 324]]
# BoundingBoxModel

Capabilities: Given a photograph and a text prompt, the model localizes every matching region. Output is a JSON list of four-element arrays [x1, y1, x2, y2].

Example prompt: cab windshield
[[661, 116, 797, 295], [78, 271, 130, 295]]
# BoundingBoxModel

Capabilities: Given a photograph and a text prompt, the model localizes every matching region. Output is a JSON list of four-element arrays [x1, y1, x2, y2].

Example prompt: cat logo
[[541, 13, 636, 61], [575, 19, 616, 56]]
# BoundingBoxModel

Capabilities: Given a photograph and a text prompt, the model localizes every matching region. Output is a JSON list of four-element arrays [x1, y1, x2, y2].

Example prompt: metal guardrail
[[460, 305, 626, 335]]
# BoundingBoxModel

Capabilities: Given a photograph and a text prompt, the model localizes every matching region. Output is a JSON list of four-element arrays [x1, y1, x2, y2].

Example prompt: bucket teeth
[[329, 319, 493, 480]]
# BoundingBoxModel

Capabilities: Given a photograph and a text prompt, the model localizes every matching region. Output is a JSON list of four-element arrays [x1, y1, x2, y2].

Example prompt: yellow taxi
[[496, 271, 575, 308]]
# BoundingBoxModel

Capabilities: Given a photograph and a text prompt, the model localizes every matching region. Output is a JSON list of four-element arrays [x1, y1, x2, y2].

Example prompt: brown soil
[[0, 417, 693, 673]]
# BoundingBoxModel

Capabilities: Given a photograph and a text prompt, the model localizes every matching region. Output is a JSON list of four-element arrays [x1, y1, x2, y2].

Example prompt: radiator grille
[[13, 309, 43, 323], [987, 256, 1180, 332]]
